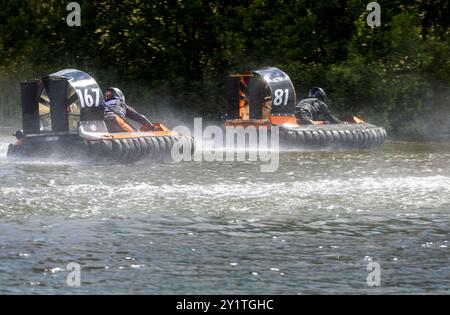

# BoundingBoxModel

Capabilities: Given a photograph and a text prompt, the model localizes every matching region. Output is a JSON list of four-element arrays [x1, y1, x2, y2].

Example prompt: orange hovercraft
[[222, 67, 386, 150]]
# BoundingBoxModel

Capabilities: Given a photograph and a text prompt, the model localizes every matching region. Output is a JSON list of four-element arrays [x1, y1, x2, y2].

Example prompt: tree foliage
[[0, 0, 449, 138]]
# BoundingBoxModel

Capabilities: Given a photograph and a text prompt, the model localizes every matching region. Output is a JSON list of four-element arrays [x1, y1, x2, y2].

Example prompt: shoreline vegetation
[[1, 1, 449, 140]]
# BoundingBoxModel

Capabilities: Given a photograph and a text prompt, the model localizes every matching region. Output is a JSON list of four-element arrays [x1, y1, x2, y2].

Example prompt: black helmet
[[308, 87, 326, 101], [13, 130, 24, 140], [104, 87, 125, 102]]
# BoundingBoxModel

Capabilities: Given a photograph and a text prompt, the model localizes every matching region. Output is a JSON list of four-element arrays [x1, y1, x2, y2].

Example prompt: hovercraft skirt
[[279, 123, 386, 150], [7, 134, 195, 162], [84, 135, 195, 162]]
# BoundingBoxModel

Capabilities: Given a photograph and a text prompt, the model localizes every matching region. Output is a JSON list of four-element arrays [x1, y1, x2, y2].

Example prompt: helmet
[[104, 87, 125, 103], [13, 130, 23, 140], [308, 87, 326, 101]]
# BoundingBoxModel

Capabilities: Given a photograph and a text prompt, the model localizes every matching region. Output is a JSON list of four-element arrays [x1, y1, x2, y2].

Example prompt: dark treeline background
[[0, 0, 449, 139]]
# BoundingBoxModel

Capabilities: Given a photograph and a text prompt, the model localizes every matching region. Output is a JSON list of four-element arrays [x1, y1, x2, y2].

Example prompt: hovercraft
[[223, 67, 386, 150], [7, 69, 194, 162]]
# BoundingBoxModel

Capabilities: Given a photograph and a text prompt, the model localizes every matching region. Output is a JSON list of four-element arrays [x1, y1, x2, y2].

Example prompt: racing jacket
[[294, 98, 341, 124], [104, 99, 153, 127]]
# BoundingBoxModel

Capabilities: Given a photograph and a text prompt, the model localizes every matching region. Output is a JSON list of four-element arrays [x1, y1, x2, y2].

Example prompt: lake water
[[0, 128, 449, 294]]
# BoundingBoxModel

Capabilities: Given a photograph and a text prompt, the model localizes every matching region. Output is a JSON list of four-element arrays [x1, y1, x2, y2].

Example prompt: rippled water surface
[[0, 128, 449, 294]]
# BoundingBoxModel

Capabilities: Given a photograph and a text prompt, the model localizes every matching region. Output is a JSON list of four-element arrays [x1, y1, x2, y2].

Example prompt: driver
[[294, 87, 342, 125], [103, 87, 155, 133]]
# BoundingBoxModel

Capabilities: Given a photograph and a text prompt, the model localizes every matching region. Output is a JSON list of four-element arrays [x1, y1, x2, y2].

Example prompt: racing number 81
[[273, 88, 289, 106], [76, 88, 101, 108]]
